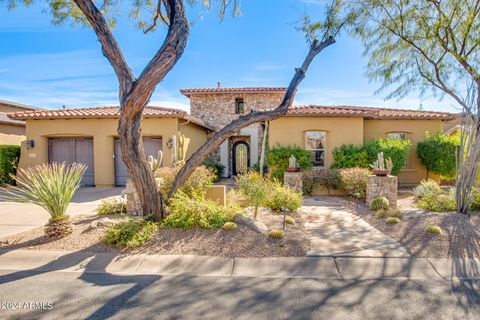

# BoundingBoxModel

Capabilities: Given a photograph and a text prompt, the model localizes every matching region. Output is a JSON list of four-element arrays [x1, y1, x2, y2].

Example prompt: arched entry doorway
[[232, 141, 250, 175]]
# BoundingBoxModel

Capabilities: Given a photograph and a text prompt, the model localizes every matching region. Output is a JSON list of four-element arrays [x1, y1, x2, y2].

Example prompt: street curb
[[0, 249, 478, 280]]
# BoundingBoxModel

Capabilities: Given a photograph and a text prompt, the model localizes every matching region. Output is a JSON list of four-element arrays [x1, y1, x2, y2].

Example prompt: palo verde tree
[[4, 0, 348, 220], [349, 0, 480, 214]]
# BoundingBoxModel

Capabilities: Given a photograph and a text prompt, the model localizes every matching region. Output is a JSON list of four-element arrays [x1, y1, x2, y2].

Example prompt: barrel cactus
[[370, 196, 390, 211]]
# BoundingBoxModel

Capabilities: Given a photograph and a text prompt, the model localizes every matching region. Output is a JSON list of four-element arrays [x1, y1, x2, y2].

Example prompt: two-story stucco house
[[9, 86, 456, 187]]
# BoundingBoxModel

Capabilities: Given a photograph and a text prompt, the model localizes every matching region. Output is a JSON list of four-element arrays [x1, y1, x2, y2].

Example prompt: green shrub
[[226, 189, 249, 208], [417, 132, 460, 181], [104, 219, 157, 248], [223, 222, 238, 231], [236, 172, 268, 219], [470, 188, 480, 211], [338, 167, 370, 199], [413, 179, 442, 199], [267, 146, 312, 180], [385, 217, 400, 224], [156, 164, 215, 199], [302, 168, 341, 195], [375, 208, 402, 219], [370, 197, 390, 211], [203, 156, 225, 182], [417, 192, 456, 212], [250, 163, 269, 176], [331, 144, 369, 169], [0, 145, 20, 185], [97, 197, 126, 215], [269, 229, 285, 239], [365, 138, 411, 175], [162, 192, 239, 229], [285, 216, 295, 225], [425, 225, 442, 235], [265, 181, 303, 212]]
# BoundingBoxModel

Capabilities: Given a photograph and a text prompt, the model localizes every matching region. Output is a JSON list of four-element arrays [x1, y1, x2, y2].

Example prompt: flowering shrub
[[338, 167, 370, 199], [155, 164, 215, 199]]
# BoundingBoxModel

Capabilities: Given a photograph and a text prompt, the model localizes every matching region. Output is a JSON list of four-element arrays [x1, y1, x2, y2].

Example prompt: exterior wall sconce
[[167, 136, 176, 150], [25, 139, 35, 149]]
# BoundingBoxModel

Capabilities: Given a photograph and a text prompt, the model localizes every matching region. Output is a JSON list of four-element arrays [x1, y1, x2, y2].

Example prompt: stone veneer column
[[284, 172, 303, 193], [366, 175, 398, 209]]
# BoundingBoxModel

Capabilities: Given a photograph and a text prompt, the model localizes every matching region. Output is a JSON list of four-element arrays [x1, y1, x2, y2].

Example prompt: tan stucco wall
[[178, 120, 209, 160], [269, 116, 365, 168], [18, 117, 207, 187], [363, 119, 444, 185], [0, 124, 25, 145]]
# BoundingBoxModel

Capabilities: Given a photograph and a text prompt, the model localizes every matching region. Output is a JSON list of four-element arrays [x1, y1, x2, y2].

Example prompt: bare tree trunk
[[74, 0, 189, 220], [456, 80, 480, 215], [168, 37, 336, 198], [259, 121, 268, 176]]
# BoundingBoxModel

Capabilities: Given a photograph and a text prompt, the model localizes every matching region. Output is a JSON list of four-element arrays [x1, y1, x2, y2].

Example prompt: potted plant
[[370, 152, 393, 176], [287, 155, 300, 172]]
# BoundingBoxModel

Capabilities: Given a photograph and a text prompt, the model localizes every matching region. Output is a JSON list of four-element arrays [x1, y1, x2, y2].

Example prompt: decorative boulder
[[234, 214, 268, 234]]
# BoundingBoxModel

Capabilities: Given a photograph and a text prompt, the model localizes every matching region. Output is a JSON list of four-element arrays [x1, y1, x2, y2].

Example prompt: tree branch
[[124, 0, 189, 115], [167, 37, 336, 198], [73, 0, 136, 97]]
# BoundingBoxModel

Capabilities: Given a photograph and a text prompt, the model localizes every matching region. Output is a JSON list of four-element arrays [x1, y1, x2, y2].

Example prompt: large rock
[[87, 218, 118, 231], [233, 214, 268, 234]]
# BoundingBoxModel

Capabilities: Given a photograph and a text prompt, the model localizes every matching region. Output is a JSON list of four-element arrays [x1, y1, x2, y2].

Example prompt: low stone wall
[[366, 175, 398, 209], [283, 171, 303, 193], [125, 179, 227, 215], [311, 186, 347, 196]]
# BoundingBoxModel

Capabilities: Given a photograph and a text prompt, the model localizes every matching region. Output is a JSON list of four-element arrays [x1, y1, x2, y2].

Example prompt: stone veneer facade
[[188, 91, 285, 176]]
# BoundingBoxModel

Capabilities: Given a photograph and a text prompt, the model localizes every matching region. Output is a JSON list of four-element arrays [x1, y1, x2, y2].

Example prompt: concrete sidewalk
[[0, 249, 478, 281], [0, 187, 123, 238]]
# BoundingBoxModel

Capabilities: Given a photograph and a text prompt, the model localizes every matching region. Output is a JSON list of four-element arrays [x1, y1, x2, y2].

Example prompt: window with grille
[[305, 131, 326, 167], [235, 98, 245, 114]]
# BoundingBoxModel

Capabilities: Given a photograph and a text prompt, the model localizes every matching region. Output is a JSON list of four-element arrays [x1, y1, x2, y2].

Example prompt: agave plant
[[0, 162, 86, 238]]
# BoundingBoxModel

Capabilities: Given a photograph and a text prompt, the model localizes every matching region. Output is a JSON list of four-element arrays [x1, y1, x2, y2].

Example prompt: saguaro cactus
[[148, 150, 163, 172]]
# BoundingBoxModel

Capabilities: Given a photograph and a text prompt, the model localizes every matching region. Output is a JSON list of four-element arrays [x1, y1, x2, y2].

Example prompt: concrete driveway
[[0, 187, 123, 239]]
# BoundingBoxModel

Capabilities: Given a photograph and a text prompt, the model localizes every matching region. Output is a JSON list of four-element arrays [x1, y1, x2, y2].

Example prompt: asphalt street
[[0, 269, 478, 320]]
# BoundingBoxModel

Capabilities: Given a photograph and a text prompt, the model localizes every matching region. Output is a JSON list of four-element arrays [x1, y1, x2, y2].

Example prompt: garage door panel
[[48, 138, 95, 187], [114, 137, 162, 186]]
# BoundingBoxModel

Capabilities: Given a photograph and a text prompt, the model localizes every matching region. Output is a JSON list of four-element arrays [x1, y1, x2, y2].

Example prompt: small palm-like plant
[[0, 162, 86, 238]]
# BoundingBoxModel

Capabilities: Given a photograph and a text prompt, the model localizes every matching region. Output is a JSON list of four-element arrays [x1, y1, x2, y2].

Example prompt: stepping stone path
[[301, 197, 410, 257]]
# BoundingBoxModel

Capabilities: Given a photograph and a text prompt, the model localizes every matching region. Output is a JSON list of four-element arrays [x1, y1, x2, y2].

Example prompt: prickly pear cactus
[[370, 196, 390, 211]]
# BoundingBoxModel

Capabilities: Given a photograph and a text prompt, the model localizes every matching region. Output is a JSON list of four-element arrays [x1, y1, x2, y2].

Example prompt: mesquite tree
[[349, 0, 480, 214], [5, 0, 347, 220]]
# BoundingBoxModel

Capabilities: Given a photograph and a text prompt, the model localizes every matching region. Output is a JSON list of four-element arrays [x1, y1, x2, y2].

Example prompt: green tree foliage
[[417, 132, 460, 180], [365, 138, 411, 175], [267, 146, 312, 180], [331, 138, 410, 175], [236, 172, 268, 219], [331, 144, 369, 169], [0, 145, 20, 185]]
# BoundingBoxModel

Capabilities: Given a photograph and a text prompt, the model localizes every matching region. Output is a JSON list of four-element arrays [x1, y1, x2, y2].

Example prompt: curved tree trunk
[[168, 37, 336, 199], [74, 0, 189, 220]]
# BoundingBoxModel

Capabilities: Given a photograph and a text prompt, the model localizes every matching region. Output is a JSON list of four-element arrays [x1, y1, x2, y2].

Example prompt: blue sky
[[0, 0, 459, 113]]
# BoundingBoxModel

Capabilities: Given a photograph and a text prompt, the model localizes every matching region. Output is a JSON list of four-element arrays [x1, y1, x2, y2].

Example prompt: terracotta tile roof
[[286, 105, 456, 120], [0, 113, 25, 126], [8, 106, 215, 131], [181, 87, 287, 97]]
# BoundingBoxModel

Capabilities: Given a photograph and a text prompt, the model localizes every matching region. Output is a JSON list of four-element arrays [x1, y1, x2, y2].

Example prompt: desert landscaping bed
[[341, 193, 480, 259], [0, 211, 310, 258]]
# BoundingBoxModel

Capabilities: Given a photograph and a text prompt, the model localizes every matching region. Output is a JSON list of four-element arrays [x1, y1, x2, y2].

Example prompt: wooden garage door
[[48, 138, 95, 187], [114, 137, 162, 186]]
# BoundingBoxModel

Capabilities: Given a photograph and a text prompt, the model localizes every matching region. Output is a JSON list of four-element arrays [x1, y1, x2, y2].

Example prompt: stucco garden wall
[[268, 116, 365, 168], [18, 118, 208, 187], [363, 119, 443, 185]]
